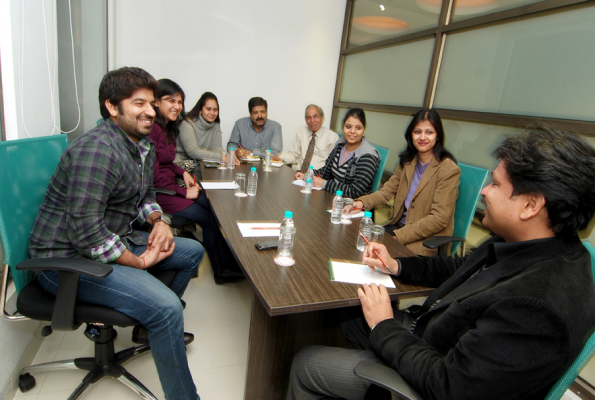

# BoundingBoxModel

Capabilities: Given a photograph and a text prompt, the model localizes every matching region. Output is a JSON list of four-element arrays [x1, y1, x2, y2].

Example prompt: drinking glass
[[370, 225, 385, 244], [341, 198, 354, 224], [234, 173, 247, 197], [218, 152, 227, 169]]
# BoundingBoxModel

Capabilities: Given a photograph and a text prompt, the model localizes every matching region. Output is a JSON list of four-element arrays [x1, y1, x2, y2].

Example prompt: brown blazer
[[357, 155, 460, 256]]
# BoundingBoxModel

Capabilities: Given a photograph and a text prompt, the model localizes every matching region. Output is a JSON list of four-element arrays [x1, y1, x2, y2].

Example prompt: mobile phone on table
[[204, 163, 219, 168], [255, 240, 278, 251]]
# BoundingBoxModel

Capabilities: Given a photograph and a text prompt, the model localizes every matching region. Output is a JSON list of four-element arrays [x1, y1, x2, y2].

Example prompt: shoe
[[214, 275, 245, 285], [131, 325, 194, 346]]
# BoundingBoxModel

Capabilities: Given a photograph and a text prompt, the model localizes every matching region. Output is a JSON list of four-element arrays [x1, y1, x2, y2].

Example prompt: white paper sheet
[[241, 156, 261, 162], [325, 209, 365, 218], [271, 161, 284, 167], [237, 223, 282, 237], [201, 181, 239, 190], [329, 260, 396, 288], [292, 179, 323, 190]]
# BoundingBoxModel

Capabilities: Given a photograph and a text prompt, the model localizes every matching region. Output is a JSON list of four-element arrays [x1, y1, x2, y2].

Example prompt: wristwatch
[[154, 214, 171, 226]]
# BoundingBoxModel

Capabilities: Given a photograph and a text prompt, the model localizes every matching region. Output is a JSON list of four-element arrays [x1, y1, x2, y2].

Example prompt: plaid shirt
[[29, 119, 162, 263]]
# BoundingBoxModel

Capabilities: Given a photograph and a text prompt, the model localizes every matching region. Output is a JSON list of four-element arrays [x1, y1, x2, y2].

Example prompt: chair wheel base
[[41, 325, 53, 337], [18, 373, 35, 392]]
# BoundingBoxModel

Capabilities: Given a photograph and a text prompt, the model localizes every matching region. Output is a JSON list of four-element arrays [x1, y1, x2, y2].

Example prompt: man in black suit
[[287, 125, 595, 400]]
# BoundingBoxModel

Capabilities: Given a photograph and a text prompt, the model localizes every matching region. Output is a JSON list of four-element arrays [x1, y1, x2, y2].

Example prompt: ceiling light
[[352, 16, 409, 35], [416, 0, 500, 15], [380, 4, 386, 10]]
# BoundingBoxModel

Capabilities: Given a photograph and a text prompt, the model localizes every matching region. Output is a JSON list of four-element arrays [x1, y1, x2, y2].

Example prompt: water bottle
[[247, 167, 258, 196], [274, 225, 296, 267], [303, 166, 314, 193], [356, 211, 374, 251], [331, 190, 343, 224], [227, 147, 235, 169], [264, 148, 272, 171], [279, 211, 294, 239]]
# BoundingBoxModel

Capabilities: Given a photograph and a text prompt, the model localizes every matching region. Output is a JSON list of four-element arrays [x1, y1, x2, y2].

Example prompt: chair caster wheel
[[19, 373, 35, 392], [41, 325, 53, 337]]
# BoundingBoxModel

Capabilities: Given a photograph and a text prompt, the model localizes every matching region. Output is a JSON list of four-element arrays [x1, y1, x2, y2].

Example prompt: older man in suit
[[287, 125, 595, 400]]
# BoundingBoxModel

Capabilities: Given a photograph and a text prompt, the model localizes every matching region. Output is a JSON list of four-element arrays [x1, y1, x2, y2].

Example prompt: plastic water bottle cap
[[251, 167, 256, 171], [230, 147, 235, 151], [364, 211, 372, 218], [336, 191, 343, 196], [267, 148, 271, 152], [308, 165, 314, 169], [284, 211, 293, 218]]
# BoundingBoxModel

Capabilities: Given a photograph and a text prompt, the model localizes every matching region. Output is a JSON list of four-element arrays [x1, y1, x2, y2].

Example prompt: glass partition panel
[[434, 5, 595, 121], [441, 118, 521, 172], [348, 0, 440, 48], [339, 38, 434, 107], [450, 0, 546, 22], [335, 108, 415, 173]]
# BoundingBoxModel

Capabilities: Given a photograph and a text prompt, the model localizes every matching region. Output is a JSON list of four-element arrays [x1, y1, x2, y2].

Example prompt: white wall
[[110, 0, 347, 147], [0, 0, 61, 140]]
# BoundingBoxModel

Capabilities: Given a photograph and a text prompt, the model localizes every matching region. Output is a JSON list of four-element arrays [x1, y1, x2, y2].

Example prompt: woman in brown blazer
[[346, 109, 460, 256]]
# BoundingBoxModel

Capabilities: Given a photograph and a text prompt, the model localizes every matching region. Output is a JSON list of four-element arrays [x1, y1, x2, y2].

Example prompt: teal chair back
[[544, 241, 595, 400], [451, 163, 489, 256], [0, 135, 70, 293], [370, 143, 389, 193]]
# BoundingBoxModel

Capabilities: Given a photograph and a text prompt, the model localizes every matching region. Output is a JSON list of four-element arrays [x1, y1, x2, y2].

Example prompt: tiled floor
[[13, 255, 253, 400]]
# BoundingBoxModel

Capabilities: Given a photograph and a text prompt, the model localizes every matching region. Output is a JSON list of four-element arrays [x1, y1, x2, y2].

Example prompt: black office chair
[[0, 136, 176, 400]]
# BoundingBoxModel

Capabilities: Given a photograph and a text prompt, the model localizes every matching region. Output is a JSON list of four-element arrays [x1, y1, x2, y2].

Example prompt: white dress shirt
[[280, 126, 339, 170]]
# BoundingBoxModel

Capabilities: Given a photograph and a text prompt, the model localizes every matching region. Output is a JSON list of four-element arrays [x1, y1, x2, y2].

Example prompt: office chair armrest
[[17, 258, 112, 330], [17, 257, 112, 279], [155, 188, 176, 196], [354, 361, 423, 400], [423, 236, 466, 257]]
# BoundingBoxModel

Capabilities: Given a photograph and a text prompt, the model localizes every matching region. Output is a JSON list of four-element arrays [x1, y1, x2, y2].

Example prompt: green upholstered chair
[[0, 135, 172, 399], [97, 118, 103, 125], [355, 240, 595, 400], [423, 163, 489, 256], [370, 142, 389, 193]]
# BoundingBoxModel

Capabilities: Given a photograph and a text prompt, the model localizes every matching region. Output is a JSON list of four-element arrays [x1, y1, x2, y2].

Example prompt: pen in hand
[[359, 233, 394, 274]]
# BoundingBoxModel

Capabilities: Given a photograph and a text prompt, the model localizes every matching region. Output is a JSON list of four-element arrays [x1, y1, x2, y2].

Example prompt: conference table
[[201, 162, 434, 399]]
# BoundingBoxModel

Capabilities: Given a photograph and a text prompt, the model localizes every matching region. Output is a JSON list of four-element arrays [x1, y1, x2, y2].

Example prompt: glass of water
[[370, 225, 385, 244], [341, 198, 354, 224], [234, 173, 247, 197], [218, 152, 227, 169]]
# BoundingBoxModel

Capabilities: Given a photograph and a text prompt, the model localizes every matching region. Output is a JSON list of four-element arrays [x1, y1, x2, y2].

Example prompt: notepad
[[201, 181, 239, 190], [328, 259, 396, 288], [237, 223, 282, 237], [271, 161, 284, 167], [292, 179, 323, 190], [241, 156, 261, 162]]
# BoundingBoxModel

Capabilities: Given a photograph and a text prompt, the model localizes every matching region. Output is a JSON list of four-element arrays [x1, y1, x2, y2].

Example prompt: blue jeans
[[38, 233, 204, 400]]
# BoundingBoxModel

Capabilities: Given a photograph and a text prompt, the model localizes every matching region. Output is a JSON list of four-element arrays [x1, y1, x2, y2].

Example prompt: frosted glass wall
[[340, 38, 434, 106], [434, 6, 595, 121]]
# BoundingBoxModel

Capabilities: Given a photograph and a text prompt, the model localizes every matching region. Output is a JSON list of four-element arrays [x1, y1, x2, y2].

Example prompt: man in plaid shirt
[[29, 67, 204, 400]]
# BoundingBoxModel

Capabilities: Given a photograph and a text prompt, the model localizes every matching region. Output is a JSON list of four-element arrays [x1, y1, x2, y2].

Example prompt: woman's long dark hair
[[186, 92, 221, 124], [154, 79, 185, 143], [398, 108, 456, 166]]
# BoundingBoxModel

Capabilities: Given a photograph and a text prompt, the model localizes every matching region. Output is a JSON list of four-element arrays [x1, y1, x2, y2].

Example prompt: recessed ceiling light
[[380, 4, 386, 11]]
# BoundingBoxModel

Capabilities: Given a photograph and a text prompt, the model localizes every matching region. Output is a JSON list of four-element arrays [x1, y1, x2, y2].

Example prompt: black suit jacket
[[369, 235, 595, 400]]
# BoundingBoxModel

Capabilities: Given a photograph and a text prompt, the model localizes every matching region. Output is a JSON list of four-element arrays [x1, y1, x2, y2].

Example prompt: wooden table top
[[202, 162, 433, 316]]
